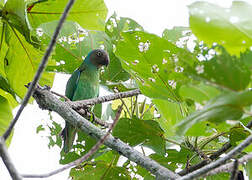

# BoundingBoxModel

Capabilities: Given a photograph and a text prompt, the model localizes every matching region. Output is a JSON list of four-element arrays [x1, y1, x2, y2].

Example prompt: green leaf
[[244, 160, 252, 180], [179, 83, 219, 104], [149, 147, 193, 171], [3, 0, 39, 46], [0, 22, 8, 77], [206, 173, 229, 180], [189, 47, 250, 91], [113, 117, 165, 155], [162, 26, 191, 44], [36, 124, 45, 134], [115, 31, 195, 101], [229, 124, 250, 146], [70, 161, 131, 180], [0, 95, 13, 146], [153, 99, 184, 136], [189, 1, 252, 54], [0, 75, 16, 99], [135, 165, 155, 180], [27, 0, 108, 30], [100, 52, 130, 85], [105, 13, 144, 40], [176, 90, 252, 136], [149, 153, 177, 171], [4, 23, 54, 98]]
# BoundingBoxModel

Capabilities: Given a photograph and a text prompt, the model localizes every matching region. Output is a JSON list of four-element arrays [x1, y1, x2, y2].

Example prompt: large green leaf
[[187, 47, 250, 91], [4, 24, 54, 98], [153, 99, 184, 137], [176, 90, 252, 136], [189, 1, 252, 54], [27, 0, 107, 30], [115, 31, 195, 101], [179, 83, 220, 104], [3, 0, 39, 46], [113, 117, 165, 155]]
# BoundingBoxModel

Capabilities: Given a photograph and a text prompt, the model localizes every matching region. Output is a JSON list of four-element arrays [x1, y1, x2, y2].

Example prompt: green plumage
[[62, 49, 109, 153]]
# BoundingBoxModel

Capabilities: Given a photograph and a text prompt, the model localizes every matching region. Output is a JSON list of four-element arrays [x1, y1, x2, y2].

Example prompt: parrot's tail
[[61, 122, 77, 153]]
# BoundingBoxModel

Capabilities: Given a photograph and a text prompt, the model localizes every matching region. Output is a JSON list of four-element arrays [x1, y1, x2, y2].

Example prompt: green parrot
[[62, 49, 109, 153]]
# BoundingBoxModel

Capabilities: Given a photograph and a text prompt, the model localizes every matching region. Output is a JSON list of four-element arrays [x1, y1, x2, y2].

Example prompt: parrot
[[61, 49, 109, 153]]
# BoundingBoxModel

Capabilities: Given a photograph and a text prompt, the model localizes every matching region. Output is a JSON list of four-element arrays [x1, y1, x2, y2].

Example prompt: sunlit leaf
[[189, 1, 252, 54], [3, 0, 39, 46], [162, 26, 191, 44], [116, 31, 196, 101], [27, 0, 108, 30], [4, 25, 54, 98]]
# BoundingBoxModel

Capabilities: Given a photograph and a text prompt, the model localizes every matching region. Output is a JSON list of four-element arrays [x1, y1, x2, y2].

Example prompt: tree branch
[[205, 153, 252, 177], [69, 89, 141, 110], [0, 137, 22, 180], [32, 86, 180, 180], [179, 134, 252, 180], [179, 120, 252, 175], [21, 104, 123, 178], [3, 0, 76, 140]]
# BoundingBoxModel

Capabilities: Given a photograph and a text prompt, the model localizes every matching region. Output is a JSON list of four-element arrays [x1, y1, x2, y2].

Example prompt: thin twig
[[140, 103, 153, 119], [70, 89, 141, 110], [229, 159, 238, 180], [179, 120, 252, 175], [3, 0, 76, 140], [119, 98, 131, 117], [200, 132, 226, 150], [179, 134, 252, 180], [22, 104, 123, 178], [0, 137, 22, 180]]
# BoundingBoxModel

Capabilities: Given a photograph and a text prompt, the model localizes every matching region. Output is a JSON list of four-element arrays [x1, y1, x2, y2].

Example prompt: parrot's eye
[[96, 51, 102, 57]]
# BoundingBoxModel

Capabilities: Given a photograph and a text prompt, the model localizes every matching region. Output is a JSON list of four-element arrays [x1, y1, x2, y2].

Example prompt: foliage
[[1, 0, 252, 179]]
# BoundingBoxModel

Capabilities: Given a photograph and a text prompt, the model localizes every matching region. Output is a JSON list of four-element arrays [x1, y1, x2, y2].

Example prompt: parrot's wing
[[65, 68, 83, 100]]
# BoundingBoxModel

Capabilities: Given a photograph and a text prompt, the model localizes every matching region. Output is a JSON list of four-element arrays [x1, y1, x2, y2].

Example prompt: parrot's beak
[[104, 56, 110, 67]]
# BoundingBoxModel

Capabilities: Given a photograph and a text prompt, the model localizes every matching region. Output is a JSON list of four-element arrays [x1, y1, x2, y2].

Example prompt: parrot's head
[[87, 49, 110, 68]]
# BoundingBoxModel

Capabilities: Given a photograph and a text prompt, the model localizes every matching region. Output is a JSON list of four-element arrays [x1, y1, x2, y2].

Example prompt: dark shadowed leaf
[[229, 124, 250, 146], [113, 117, 165, 155], [70, 161, 131, 180]]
